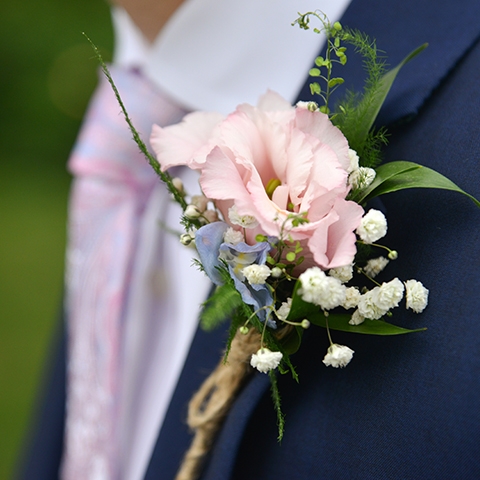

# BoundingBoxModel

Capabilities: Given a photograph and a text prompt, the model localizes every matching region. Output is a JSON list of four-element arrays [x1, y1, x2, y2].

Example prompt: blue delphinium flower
[[195, 222, 274, 324]]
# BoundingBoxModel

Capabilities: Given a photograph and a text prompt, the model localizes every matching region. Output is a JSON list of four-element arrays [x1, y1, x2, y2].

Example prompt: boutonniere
[[89, 11, 479, 479]]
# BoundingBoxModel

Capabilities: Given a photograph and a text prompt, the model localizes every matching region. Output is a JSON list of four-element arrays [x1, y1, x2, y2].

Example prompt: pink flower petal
[[150, 111, 224, 171], [200, 146, 256, 215], [294, 108, 350, 170]]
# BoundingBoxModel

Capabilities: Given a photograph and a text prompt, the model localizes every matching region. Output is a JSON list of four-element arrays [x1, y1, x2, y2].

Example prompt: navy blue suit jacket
[[19, 0, 480, 478]]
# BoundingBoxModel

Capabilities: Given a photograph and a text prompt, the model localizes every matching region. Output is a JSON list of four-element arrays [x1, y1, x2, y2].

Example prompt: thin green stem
[[83, 33, 188, 211]]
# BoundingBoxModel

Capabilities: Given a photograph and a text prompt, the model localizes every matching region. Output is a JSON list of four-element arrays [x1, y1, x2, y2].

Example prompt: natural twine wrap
[[175, 328, 262, 480]]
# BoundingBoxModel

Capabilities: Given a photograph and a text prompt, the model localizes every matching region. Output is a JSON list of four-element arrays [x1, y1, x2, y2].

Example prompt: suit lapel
[[297, 0, 480, 127], [146, 1, 480, 479], [143, 319, 228, 480]]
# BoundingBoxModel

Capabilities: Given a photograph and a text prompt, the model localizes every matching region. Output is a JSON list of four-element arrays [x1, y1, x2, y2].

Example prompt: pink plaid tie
[[60, 66, 187, 480]]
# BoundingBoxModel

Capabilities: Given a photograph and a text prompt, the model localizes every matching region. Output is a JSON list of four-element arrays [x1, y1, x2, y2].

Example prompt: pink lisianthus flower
[[151, 91, 364, 269]]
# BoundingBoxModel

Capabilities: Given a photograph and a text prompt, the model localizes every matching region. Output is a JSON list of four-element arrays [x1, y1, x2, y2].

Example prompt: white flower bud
[[202, 209, 219, 223], [180, 233, 193, 246], [322, 344, 354, 368], [172, 177, 184, 193], [270, 267, 283, 278], [296, 101, 319, 112], [276, 298, 292, 321], [191, 195, 209, 213], [185, 204, 201, 219], [250, 348, 283, 373]]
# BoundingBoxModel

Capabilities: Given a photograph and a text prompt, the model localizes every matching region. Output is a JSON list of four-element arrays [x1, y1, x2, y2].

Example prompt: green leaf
[[310, 312, 427, 335], [288, 280, 425, 335], [310, 82, 321, 95], [328, 77, 345, 88], [344, 43, 427, 155], [287, 280, 319, 322], [309, 68, 321, 77], [278, 326, 304, 355], [354, 160, 480, 207], [200, 284, 242, 331]]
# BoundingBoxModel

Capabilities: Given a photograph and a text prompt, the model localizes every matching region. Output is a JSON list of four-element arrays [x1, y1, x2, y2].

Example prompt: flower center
[[265, 178, 282, 199]]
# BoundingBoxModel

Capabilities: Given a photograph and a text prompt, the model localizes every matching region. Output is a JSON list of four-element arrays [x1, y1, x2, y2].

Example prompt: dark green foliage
[[269, 370, 286, 441], [200, 284, 243, 331]]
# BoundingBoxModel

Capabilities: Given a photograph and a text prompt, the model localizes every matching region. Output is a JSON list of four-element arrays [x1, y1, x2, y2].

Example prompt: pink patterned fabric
[[60, 67, 187, 479]]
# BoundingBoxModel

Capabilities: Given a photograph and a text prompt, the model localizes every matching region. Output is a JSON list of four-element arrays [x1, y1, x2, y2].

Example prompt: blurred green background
[[0, 1, 113, 478]]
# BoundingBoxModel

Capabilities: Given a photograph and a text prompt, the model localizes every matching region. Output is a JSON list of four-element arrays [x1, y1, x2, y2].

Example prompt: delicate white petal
[[343, 287, 361, 310], [242, 264, 271, 285], [405, 279, 429, 313], [364, 256, 389, 278], [250, 348, 283, 373], [223, 227, 244, 245], [329, 264, 354, 283], [356, 209, 388, 244], [377, 278, 404, 310], [349, 309, 365, 325], [276, 298, 292, 321], [322, 344, 354, 368]]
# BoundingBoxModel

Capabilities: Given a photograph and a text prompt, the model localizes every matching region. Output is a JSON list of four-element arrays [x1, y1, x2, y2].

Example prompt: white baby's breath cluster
[[242, 264, 271, 285], [405, 279, 429, 313], [347, 148, 376, 190], [323, 344, 354, 368], [364, 256, 389, 278], [357, 209, 388, 244], [298, 247, 429, 366], [298, 267, 346, 310], [250, 348, 283, 373], [228, 205, 259, 229]]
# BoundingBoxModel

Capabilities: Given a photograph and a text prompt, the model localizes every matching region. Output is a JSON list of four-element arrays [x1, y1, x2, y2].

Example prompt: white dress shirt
[[111, 1, 352, 478]]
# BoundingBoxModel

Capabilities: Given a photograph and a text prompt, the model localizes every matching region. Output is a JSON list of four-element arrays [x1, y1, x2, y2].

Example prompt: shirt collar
[[112, 0, 352, 114]]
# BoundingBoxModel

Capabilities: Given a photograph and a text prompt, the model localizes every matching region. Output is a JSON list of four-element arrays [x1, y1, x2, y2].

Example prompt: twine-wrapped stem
[[175, 328, 262, 480]]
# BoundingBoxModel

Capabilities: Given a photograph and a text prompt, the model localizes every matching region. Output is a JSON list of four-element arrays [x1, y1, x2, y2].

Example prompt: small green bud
[[301, 319, 311, 329], [286, 252, 296, 262], [388, 250, 398, 260], [333, 21, 342, 31], [239, 326, 249, 335]]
